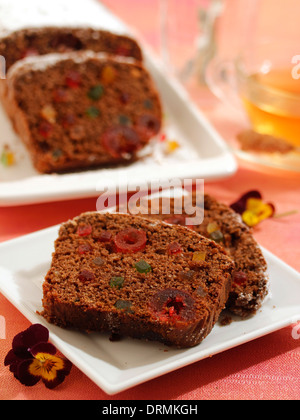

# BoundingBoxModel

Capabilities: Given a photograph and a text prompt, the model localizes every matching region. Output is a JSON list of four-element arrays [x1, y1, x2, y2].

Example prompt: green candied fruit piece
[[118, 115, 131, 126], [110, 276, 125, 289], [114, 299, 134, 314], [209, 230, 224, 243], [88, 84, 104, 100], [143, 99, 153, 109], [52, 149, 63, 161], [134, 260, 152, 274], [86, 106, 100, 118]]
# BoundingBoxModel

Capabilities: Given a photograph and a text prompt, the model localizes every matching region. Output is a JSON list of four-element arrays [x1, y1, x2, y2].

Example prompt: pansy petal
[[30, 342, 57, 357], [267, 202, 276, 217], [230, 190, 262, 214], [242, 210, 260, 227], [43, 370, 66, 389], [4, 349, 18, 366], [17, 359, 41, 387], [60, 358, 73, 376], [12, 331, 29, 355], [22, 324, 49, 348], [257, 203, 275, 221], [42, 358, 72, 389], [246, 198, 265, 212]]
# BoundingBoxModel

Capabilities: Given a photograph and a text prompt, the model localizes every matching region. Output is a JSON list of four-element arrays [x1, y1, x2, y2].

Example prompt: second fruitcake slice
[[4, 51, 162, 173], [41, 212, 234, 348]]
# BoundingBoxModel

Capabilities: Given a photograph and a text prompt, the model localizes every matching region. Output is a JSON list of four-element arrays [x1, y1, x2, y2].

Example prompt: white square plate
[[0, 4, 237, 206], [0, 225, 299, 395]]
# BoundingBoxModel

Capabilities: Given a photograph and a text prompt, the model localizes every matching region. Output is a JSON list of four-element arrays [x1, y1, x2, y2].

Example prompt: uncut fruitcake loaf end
[[0, 27, 143, 72], [41, 212, 234, 348], [4, 51, 162, 173]]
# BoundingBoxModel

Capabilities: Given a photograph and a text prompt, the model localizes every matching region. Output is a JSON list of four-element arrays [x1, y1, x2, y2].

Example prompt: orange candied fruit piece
[[192, 251, 206, 262]]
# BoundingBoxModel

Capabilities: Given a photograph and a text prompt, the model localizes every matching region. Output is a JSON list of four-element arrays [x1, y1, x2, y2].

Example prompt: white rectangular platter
[[0, 2, 236, 206], [0, 224, 299, 395]]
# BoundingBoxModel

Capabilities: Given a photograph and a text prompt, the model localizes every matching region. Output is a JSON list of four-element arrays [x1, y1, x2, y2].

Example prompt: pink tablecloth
[[0, 0, 299, 400]]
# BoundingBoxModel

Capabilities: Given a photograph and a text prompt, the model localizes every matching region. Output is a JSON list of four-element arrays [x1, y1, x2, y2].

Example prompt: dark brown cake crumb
[[41, 212, 234, 348], [218, 313, 233, 326], [129, 192, 269, 318]]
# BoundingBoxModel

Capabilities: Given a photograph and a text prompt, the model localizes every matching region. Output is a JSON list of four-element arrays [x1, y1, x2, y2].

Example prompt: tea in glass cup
[[239, 64, 300, 148], [205, 0, 300, 170]]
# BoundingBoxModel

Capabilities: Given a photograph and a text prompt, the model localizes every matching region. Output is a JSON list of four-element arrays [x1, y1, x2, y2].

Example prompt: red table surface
[[0, 0, 299, 401]]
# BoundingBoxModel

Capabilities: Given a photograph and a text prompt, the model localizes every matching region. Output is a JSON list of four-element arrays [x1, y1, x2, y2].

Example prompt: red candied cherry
[[61, 113, 76, 129], [53, 89, 70, 103], [136, 114, 161, 141], [164, 215, 185, 226], [39, 121, 53, 139], [119, 92, 130, 105], [149, 289, 195, 323], [21, 48, 39, 59], [101, 125, 142, 159], [114, 228, 147, 253], [78, 269, 95, 283], [78, 243, 93, 255], [167, 242, 182, 256], [164, 215, 195, 231], [65, 71, 81, 89], [114, 44, 130, 57], [233, 271, 248, 286], [77, 223, 92, 237], [50, 34, 83, 51], [98, 230, 112, 243]]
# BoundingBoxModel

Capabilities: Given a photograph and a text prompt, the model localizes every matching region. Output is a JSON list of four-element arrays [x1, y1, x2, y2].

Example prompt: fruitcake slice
[[41, 212, 234, 348], [133, 192, 268, 318], [0, 27, 143, 72], [4, 51, 162, 173]]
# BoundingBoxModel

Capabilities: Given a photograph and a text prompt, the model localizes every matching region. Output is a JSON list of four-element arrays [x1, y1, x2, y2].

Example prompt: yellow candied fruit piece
[[130, 68, 142, 78], [192, 251, 206, 262], [40, 105, 57, 123], [166, 140, 180, 153], [1, 149, 15, 167], [101, 65, 117, 84], [207, 222, 220, 234]]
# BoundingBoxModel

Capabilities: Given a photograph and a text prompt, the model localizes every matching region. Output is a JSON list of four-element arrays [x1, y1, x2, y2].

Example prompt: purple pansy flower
[[4, 324, 72, 389]]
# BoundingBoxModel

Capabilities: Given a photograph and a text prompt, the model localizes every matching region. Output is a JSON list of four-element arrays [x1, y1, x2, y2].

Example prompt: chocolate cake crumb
[[41, 212, 234, 348], [131, 192, 269, 318]]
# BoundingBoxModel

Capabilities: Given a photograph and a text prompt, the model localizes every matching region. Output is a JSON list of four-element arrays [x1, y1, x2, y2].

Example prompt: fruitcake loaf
[[127, 192, 269, 318], [0, 27, 143, 72], [3, 51, 162, 173], [41, 212, 234, 348]]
